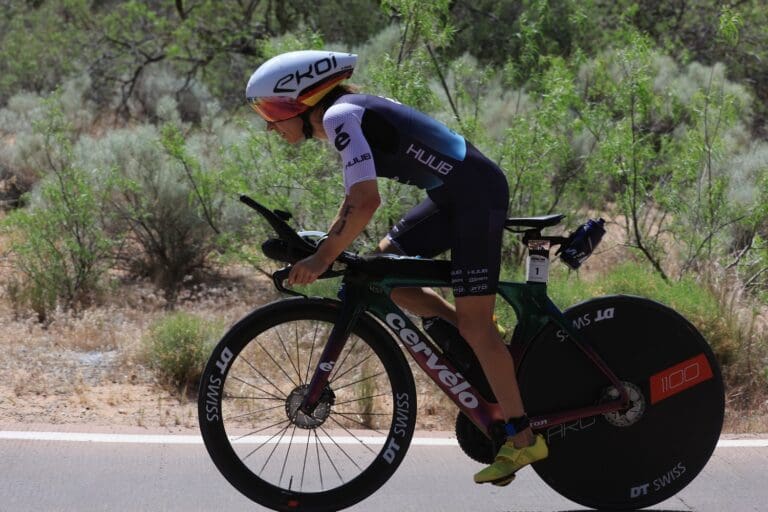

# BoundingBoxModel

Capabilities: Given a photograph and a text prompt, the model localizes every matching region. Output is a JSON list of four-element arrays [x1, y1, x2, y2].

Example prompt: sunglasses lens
[[248, 97, 307, 122]]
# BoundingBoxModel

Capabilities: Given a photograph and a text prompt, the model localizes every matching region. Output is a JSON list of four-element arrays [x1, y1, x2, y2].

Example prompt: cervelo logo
[[385, 313, 479, 408], [274, 55, 342, 93]]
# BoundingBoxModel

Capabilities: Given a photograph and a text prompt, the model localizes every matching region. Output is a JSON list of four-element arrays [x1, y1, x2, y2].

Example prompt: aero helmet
[[246, 50, 357, 122]]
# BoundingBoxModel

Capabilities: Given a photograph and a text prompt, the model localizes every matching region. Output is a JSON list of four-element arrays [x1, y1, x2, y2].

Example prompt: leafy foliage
[[142, 311, 222, 393], [3, 97, 114, 321]]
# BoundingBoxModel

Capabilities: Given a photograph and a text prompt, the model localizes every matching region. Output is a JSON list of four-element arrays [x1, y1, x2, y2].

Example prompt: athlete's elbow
[[363, 193, 381, 213], [348, 181, 381, 215]]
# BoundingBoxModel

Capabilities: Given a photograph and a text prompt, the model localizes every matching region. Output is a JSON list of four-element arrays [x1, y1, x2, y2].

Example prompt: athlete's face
[[266, 116, 304, 144]]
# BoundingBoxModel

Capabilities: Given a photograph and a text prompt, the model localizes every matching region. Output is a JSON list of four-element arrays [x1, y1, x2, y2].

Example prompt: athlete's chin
[[280, 133, 302, 144]]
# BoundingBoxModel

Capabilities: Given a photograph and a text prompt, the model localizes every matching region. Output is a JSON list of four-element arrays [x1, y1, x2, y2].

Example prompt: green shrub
[[143, 312, 222, 393], [3, 97, 113, 321], [76, 123, 237, 302], [549, 261, 738, 366]]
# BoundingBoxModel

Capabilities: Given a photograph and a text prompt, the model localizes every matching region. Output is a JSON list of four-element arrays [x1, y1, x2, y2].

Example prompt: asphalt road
[[0, 430, 766, 512]]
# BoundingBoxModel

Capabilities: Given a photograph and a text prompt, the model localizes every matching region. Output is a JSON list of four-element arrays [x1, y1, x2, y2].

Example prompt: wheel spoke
[[312, 429, 325, 489], [233, 418, 290, 443], [228, 403, 285, 421], [257, 341, 299, 389], [230, 375, 285, 401], [333, 411, 391, 416], [332, 370, 386, 391], [331, 411, 389, 436], [238, 354, 287, 399], [258, 423, 291, 475], [300, 429, 311, 491], [330, 352, 376, 384], [319, 425, 362, 471], [240, 420, 291, 461], [222, 394, 283, 401], [315, 427, 344, 485], [334, 393, 389, 406], [278, 425, 298, 486], [327, 416, 378, 456], [276, 326, 303, 385]]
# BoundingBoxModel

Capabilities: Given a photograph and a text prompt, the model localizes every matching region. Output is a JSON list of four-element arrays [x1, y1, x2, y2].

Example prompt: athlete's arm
[[319, 179, 380, 261], [287, 179, 380, 286], [287, 101, 382, 286]]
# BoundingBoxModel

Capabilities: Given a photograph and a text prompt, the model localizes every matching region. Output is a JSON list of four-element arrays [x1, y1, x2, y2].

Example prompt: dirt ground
[[0, 252, 764, 434], [0, 263, 463, 432]]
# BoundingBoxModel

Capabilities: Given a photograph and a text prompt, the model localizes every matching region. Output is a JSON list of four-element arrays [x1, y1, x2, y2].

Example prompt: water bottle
[[422, 317, 495, 401], [558, 218, 605, 270]]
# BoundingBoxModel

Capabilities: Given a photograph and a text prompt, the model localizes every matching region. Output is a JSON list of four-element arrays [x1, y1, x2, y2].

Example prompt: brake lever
[[272, 267, 306, 297], [272, 262, 347, 297]]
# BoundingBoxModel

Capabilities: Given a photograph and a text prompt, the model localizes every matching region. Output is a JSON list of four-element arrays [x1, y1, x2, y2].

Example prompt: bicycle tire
[[517, 295, 724, 510], [198, 297, 417, 512]]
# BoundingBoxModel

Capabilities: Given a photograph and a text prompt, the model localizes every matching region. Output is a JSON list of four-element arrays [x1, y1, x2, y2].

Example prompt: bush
[[78, 123, 234, 301], [3, 97, 113, 321], [143, 312, 222, 393], [549, 261, 738, 367]]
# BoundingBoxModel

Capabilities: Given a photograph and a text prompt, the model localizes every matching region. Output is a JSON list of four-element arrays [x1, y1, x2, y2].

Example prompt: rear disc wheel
[[518, 295, 724, 510]]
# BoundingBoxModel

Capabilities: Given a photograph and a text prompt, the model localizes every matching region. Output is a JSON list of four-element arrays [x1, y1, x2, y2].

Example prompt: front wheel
[[198, 298, 417, 512], [518, 295, 724, 510]]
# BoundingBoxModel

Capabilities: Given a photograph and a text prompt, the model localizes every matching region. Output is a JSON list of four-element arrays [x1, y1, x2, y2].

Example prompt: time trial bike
[[198, 195, 724, 511]]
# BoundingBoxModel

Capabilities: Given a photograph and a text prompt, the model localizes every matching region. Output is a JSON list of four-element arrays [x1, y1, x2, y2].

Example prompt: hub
[[285, 384, 335, 429], [601, 381, 646, 427]]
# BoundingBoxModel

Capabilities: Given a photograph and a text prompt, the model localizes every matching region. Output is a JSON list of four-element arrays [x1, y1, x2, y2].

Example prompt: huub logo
[[273, 55, 341, 93], [346, 152, 371, 168], [405, 143, 454, 175]]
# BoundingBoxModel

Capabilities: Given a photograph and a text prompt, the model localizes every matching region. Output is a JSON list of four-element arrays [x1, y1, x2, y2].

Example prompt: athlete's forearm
[[316, 184, 380, 265]]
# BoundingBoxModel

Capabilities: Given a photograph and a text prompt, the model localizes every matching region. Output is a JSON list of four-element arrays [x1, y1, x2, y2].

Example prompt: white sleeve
[[322, 102, 377, 194]]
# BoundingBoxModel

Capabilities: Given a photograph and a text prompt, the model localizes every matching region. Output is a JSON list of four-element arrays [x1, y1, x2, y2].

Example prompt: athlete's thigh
[[385, 196, 452, 258], [450, 206, 507, 297]]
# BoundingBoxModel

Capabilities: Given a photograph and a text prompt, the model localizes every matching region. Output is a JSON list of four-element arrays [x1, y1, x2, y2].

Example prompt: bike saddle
[[505, 214, 565, 229]]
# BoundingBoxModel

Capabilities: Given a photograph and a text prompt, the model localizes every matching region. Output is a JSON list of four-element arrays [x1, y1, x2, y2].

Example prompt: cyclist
[[246, 50, 547, 485]]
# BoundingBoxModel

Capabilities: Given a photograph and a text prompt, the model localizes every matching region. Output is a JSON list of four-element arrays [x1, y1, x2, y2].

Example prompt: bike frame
[[299, 252, 631, 438]]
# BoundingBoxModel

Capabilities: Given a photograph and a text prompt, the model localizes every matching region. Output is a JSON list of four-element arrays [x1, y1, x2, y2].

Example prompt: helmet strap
[[300, 111, 314, 140]]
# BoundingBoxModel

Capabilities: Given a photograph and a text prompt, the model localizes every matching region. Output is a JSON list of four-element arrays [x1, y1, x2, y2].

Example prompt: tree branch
[[426, 43, 461, 124]]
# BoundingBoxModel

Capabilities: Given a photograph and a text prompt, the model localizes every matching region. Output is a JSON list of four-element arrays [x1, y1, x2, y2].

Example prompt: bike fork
[[299, 293, 362, 415]]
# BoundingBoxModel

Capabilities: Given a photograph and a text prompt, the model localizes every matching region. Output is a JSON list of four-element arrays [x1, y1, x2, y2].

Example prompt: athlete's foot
[[473, 434, 548, 486]]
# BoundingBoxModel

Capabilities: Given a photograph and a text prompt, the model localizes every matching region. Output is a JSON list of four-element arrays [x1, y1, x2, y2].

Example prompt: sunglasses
[[247, 69, 353, 122], [247, 96, 308, 123]]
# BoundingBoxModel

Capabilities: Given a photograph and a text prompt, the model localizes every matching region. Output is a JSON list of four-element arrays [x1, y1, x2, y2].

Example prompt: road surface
[[1, 429, 766, 511]]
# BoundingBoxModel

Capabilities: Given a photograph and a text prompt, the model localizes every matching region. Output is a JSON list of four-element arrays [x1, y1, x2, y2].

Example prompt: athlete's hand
[[287, 254, 331, 286]]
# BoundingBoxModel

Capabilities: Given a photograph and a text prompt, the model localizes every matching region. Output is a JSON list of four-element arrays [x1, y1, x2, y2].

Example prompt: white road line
[[0, 431, 766, 447], [0, 431, 456, 446]]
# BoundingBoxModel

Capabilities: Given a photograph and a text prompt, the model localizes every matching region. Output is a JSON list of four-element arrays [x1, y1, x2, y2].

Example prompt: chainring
[[455, 412, 497, 464]]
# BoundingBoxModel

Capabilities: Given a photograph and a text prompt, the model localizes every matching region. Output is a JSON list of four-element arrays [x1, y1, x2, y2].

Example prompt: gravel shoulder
[[0, 264, 764, 434]]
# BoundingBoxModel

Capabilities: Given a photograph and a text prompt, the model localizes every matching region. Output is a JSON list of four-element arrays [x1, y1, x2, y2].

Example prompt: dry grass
[[0, 229, 766, 434]]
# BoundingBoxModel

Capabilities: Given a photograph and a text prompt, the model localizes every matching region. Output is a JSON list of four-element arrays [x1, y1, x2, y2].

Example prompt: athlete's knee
[[375, 236, 404, 255]]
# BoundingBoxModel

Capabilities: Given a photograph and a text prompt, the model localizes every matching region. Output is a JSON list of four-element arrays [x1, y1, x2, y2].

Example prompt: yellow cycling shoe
[[473, 434, 548, 486]]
